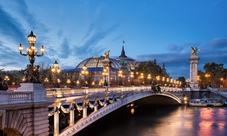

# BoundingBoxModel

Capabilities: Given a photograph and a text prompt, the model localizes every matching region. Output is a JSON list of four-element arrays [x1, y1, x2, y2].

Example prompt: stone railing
[[0, 91, 32, 105], [46, 86, 151, 98]]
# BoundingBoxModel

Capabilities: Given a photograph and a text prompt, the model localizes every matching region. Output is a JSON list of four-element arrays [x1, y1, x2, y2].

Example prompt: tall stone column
[[189, 55, 200, 89]]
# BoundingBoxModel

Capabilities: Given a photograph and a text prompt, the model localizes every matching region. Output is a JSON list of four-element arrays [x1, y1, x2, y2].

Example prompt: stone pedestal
[[16, 83, 47, 102], [189, 56, 200, 89]]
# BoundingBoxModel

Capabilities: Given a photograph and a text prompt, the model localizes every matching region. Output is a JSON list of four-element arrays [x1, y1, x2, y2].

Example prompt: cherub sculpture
[[191, 47, 199, 56]]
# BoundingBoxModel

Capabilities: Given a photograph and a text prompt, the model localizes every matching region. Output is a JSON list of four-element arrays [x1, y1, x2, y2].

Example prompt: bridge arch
[[60, 91, 182, 136], [135, 92, 182, 105], [0, 106, 49, 136]]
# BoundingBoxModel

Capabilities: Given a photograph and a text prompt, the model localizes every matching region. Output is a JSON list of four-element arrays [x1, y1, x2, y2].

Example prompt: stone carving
[[0, 69, 8, 90], [0, 80, 8, 90], [104, 50, 110, 60], [22, 64, 40, 83], [191, 47, 199, 56]]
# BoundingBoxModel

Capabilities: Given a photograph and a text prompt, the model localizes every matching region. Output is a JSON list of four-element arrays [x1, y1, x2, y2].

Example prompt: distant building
[[63, 46, 168, 86]]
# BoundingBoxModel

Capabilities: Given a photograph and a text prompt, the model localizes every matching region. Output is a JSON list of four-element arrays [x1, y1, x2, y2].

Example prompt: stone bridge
[[49, 87, 183, 136], [0, 86, 184, 136]]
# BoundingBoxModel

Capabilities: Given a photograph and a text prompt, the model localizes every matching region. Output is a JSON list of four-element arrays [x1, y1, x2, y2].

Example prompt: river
[[76, 105, 227, 136]]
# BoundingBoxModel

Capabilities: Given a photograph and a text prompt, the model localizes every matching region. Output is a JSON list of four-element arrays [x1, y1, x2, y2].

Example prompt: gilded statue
[[104, 50, 110, 60], [191, 47, 199, 56]]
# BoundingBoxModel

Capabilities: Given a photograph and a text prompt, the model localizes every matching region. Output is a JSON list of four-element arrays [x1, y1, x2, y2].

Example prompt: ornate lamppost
[[162, 77, 165, 86], [4, 75, 10, 83], [205, 73, 211, 88], [140, 73, 144, 86], [44, 77, 49, 87], [102, 68, 108, 86], [118, 69, 123, 86], [66, 79, 71, 88], [156, 76, 160, 85], [18, 31, 45, 83], [130, 71, 134, 86], [80, 64, 89, 87], [51, 61, 61, 88], [147, 74, 151, 85]]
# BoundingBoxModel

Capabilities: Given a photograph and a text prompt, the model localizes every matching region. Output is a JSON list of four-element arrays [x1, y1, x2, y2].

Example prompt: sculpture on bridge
[[104, 50, 110, 60], [0, 69, 8, 90], [191, 47, 199, 56], [22, 64, 41, 83], [0, 80, 8, 90]]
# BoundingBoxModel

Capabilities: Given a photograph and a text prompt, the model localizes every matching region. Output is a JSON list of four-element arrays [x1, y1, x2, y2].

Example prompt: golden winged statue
[[191, 47, 199, 56], [104, 50, 110, 60]]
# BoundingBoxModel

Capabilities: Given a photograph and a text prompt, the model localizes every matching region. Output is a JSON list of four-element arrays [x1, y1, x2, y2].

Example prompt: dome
[[76, 56, 121, 70]]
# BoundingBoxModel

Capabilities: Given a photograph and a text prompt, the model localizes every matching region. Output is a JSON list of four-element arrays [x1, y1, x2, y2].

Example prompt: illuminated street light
[[4, 75, 10, 83], [147, 74, 151, 85], [130, 72, 134, 86], [18, 31, 44, 83], [118, 69, 123, 86], [67, 79, 71, 88], [162, 77, 165, 86], [102, 67, 108, 86], [140, 73, 144, 85], [80, 64, 89, 87], [44, 78, 49, 85], [51, 61, 61, 88]]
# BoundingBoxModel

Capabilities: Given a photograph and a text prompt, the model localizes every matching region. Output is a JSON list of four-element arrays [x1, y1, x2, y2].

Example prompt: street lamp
[[102, 68, 108, 86], [44, 78, 49, 87], [130, 72, 134, 86], [162, 77, 165, 86], [18, 31, 45, 83], [140, 73, 144, 85], [67, 79, 71, 87], [220, 78, 224, 88], [80, 64, 89, 87], [51, 61, 61, 88], [4, 75, 10, 83], [118, 69, 123, 86], [166, 77, 169, 87], [205, 73, 211, 88], [156, 76, 160, 85], [147, 74, 151, 85]]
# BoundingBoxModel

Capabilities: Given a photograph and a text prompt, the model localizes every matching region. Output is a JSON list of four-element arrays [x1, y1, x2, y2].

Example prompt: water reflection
[[76, 106, 227, 136]]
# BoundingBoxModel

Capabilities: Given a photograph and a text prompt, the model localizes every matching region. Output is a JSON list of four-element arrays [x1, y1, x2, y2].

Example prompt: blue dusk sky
[[0, 0, 227, 79]]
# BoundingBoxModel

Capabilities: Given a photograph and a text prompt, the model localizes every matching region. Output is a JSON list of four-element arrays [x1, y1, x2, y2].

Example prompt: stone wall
[[1, 104, 49, 136]]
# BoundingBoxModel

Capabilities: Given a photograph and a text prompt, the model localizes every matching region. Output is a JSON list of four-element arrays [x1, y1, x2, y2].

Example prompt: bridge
[[0, 85, 183, 136]]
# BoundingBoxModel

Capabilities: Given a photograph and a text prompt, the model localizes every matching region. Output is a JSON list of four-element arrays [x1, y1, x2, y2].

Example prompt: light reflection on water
[[76, 106, 227, 136]]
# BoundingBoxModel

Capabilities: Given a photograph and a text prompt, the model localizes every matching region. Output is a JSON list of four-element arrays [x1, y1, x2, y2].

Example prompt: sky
[[0, 0, 227, 79]]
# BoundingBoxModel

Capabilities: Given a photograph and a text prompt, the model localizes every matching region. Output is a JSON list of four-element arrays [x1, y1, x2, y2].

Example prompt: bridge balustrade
[[0, 91, 32, 105]]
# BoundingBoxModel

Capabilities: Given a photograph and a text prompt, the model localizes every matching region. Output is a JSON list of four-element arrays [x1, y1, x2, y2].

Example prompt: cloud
[[0, 4, 25, 44], [59, 38, 71, 58], [135, 38, 227, 79], [167, 44, 183, 52], [209, 38, 227, 48], [57, 30, 63, 39], [75, 20, 120, 59]]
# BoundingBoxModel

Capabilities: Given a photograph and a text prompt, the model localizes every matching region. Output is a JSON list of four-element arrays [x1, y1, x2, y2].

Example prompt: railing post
[[83, 107, 87, 118], [69, 110, 74, 126], [94, 106, 98, 112], [54, 111, 59, 136]]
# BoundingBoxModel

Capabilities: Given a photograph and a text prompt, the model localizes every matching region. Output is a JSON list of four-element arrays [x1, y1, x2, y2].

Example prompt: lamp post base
[[16, 83, 47, 102]]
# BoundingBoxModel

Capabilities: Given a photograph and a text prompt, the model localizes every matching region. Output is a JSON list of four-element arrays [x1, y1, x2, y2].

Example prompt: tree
[[177, 76, 186, 88], [203, 62, 227, 87]]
